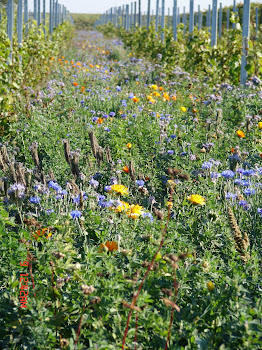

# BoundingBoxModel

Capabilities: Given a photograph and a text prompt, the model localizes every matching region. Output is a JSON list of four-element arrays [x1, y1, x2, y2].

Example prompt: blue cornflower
[[236, 168, 244, 174], [56, 195, 62, 200], [89, 178, 99, 188], [104, 185, 112, 192], [221, 170, 235, 179], [211, 172, 221, 179], [244, 188, 255, 195], [142, 212, 153, 221], [234, 179, 242, 185], [170, 134, 176, 139], [202, 161, 213, 170], [104, 127, 110, 132], [257, 208, 262, 216], [181, 152, 187, 156], [243, 169, 255, 176], [48, 181, 61, 191], [103, 114, 109, 119], [238, 200, 251, 210], [136, 180, 145, 187], [92, 117, 98, 122], [98, 200, 112, 208], [46, 209, 54, 214], [240, 180, 250, 187], [225, 192, 237, 200], [70, 210, 82, 219], [167, 150, 174, 155], [29, 196, 40, 204], [109, 111, 115, 117]]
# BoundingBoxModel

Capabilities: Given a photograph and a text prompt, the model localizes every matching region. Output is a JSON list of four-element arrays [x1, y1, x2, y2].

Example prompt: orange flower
[[126, 143, 132, 149], [89, 64, 93, 68], [159, 86, 163, 91], [163, 92, 170, 101], [231, 148, 235, 153], [171, 95, 177, 101], [236, 130, 245, 138], [97, 117, 104, 124], [123, 166, 130, 173], [132, 96, 139, 103], [33, 228, 52, 240], [80, 86, 85, 93], [73, 82, 78, 87], [99, 241, 118, 252]]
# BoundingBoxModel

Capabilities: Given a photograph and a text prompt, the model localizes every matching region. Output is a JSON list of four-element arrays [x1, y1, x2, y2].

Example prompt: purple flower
[[142, 212, 153, 221], [244, 188, 255, 196], [221, 170, 235, 179], [48, 181, 61, 192], [104, 127, 110, 132], [110, 177, 118, 185], [238, 200, 251, 210], [136, 180, 145, 187], [202, 161, 213, 170], [89, 178, 99, 188], [167, 150, 174, 155], [257, 208, 262, 216], [29, 196, 40, 204], [104, 185, 112, 192], [92, 117, 98, 122], [109, 111, 115, 117], [46, 209, 54, 214], [211, 172, 221, 179], [225, 192, 237, 200], [70, 210, 82, 219]]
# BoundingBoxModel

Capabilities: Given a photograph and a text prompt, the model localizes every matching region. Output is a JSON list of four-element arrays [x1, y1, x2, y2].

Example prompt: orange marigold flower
[[126, 143, 132, 149], [236, 130, 245, 138], [89, 64, 93, 68], [80, 87, 85, 93], [132, 96, 139, 103], [97, 117, 104, 124], [123, 166, 130, 173], [231, 148, 235, 153], [99, 241, 118, 252], [159, 86, 163, 91], [33, 228, 52, 240], [171, 95, 177, 101], [163, 92, 170, 101], [73, 82, 78, 87]]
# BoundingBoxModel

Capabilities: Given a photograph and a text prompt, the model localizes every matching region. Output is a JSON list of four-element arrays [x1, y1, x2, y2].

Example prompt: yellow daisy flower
[[187, 194, 206, 206], [110, 184, 129, 196]]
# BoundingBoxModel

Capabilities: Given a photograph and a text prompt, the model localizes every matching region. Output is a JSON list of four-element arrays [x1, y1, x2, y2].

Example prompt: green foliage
[[71, 13, 100, 31], [0, 20, 74, 135], [98, 15, 262, 86]]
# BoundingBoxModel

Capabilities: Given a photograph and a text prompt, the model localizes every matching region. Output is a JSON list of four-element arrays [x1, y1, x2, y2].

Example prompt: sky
[[26, 0, 262, 14]]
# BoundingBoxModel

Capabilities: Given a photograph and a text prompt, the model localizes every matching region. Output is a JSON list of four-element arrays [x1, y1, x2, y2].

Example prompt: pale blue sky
[[27, 0, 262, 14]]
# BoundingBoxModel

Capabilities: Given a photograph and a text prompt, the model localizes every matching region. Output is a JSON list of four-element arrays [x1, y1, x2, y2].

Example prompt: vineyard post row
[[95, 0, 257, 85], [0, 0, 73, 63]]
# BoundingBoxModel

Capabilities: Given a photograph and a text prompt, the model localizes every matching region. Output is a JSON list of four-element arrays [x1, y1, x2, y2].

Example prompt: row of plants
[[0, 18, 74, 135], [0, 26, 262, 348], [98, 15, 262, 86]]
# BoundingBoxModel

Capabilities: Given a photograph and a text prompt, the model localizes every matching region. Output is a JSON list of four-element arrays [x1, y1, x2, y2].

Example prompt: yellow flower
[[126, 204, 144, 219], [180, 106, 187, 112], [258, 122, 262, 130], [111, 201, 130, 213], [110, 184, 129, 196], [153, 91, 161, 97], [236, 130, 245, 138], [166, 201, 173, 208], [150, 84, 158, 90], [187, 194, 206, 206], [166, 180, 176, 188], [207, 281, 215, 291], [126, 143, 132, 149]]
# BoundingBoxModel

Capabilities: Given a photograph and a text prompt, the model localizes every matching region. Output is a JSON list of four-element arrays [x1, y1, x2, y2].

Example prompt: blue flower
[[211, 172, 221, 179], [104, 185, 112, 192], [244, 188, 255, 195], [234, 179, 241, 185], [104, 127, 110, 132], [109, 111, 115, 117], [257, 208, 262, 216], [142, 212, 153, 221], [89, 178, 99, 188], [110, 177, 118, 185], [70, 210, 82, 219], [48, 181, 61, 191], [238, 200, 251, 210], [225, 192, 237, 200], [29, 196, 40, 204], [136, 180, 145, 187], [241, 180, 250, 187], [243, 169, 255, 176], [221, 170, 235, 179], [202, 161, 213, 170], [92, 117, 98, 122], [170, 134, 176, 139], [167, 150, 174, 155], [46, 209, 54, 214]]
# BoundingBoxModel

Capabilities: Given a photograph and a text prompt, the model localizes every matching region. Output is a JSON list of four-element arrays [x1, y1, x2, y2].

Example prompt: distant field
[[71, 13, 100, 31]]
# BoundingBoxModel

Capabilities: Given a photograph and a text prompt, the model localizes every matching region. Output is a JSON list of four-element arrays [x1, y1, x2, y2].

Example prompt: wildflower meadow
[[1, 7, 262, 350]]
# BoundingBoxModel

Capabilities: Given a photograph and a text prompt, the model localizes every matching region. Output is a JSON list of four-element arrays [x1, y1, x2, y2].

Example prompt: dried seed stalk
[[227, 207, 250, 262]]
